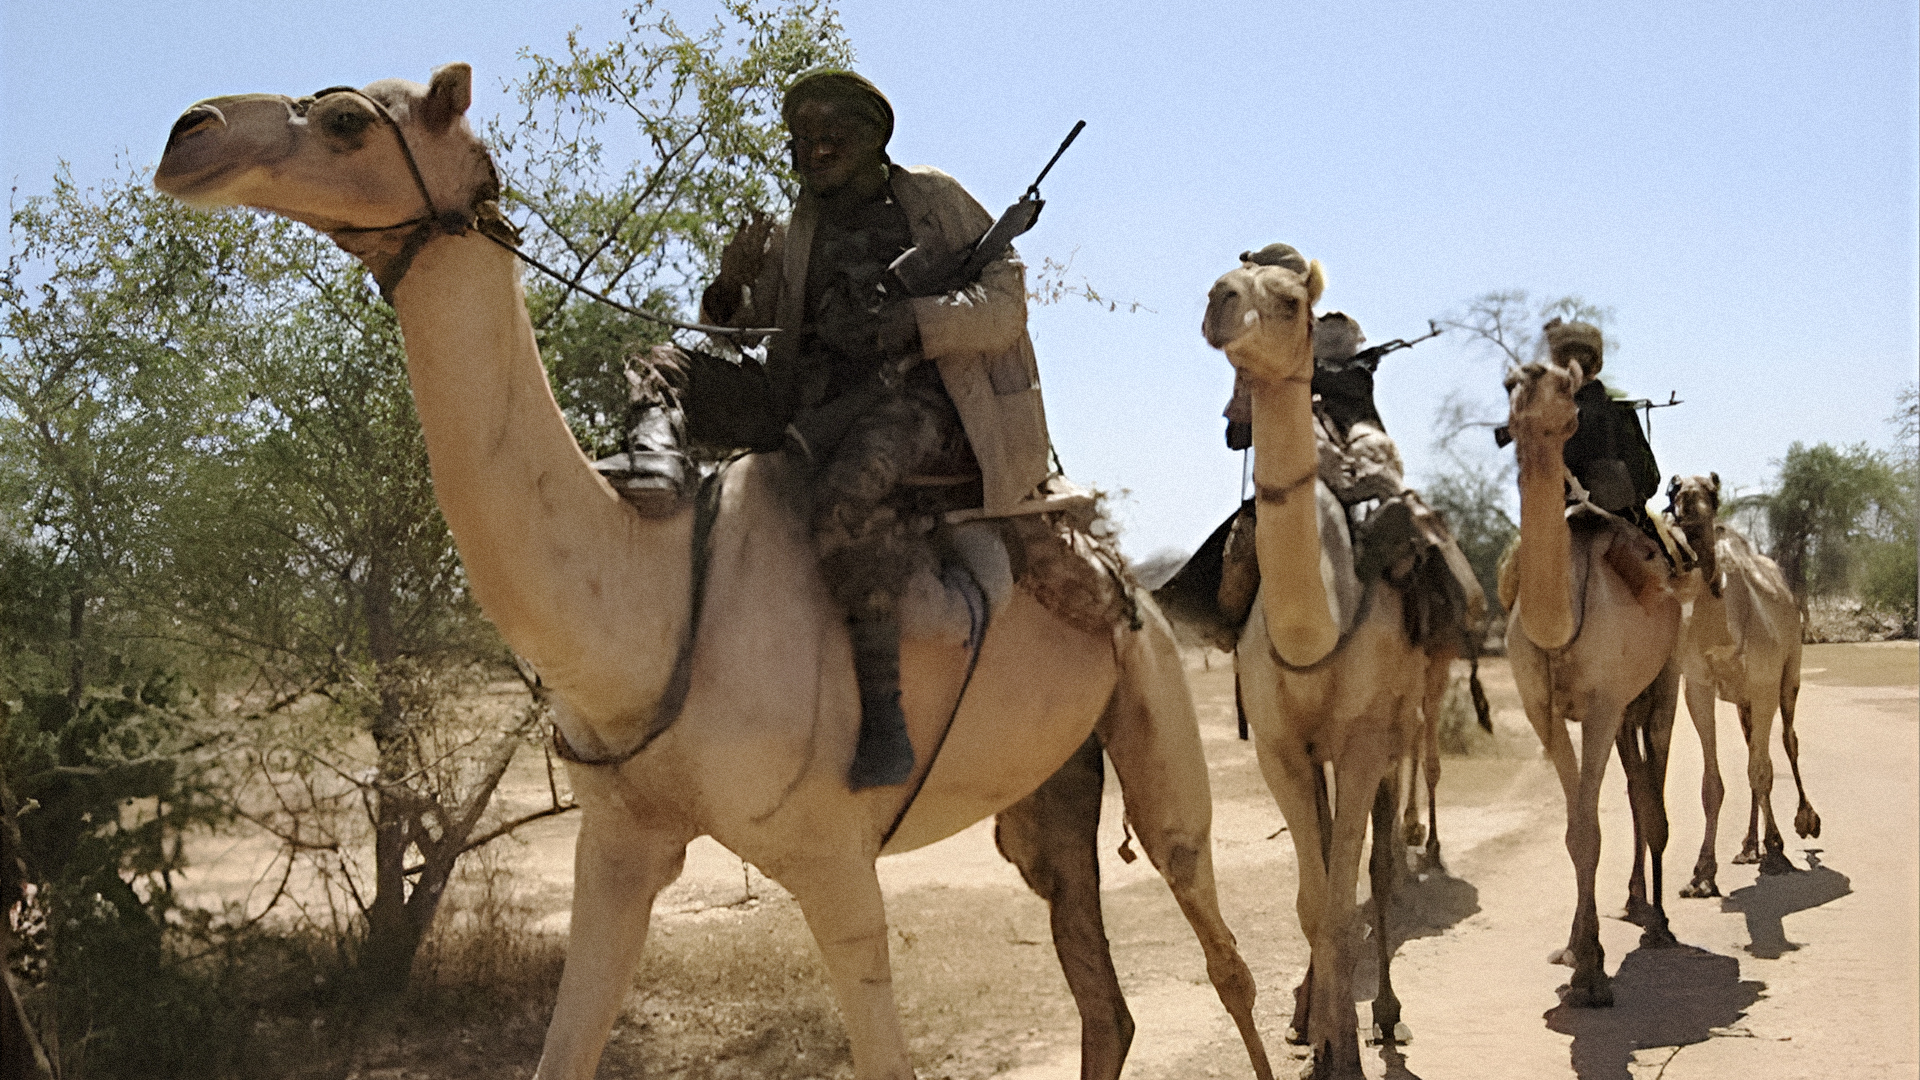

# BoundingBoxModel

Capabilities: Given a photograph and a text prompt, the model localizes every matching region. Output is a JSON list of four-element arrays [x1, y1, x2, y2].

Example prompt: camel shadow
[[1544, 944, 1764, 1080], [1351, 863, 1481, 1002], [1720, 854, 1851, 959]]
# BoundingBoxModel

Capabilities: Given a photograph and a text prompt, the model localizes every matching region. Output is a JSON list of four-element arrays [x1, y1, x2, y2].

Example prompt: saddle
[[1154, 407, 1486, 656]]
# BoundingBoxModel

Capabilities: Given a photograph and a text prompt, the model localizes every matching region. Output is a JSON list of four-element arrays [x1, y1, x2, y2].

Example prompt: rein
[[300, 86, 776, 338]]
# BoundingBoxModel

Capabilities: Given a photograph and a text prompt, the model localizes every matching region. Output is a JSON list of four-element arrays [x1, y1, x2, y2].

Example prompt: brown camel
[[1666, 473, 1819, 894], [1500, 349, 1683, 1008], [1203, 255, 1427, 1079], [154, 65, 1273, 1080]]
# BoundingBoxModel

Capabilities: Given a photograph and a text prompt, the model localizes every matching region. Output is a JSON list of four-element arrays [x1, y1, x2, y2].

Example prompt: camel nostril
[[167, 104, 226, 148]]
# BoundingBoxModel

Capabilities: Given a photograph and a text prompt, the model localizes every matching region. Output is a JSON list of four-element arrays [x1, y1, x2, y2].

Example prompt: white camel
[[153, 64, 1273, 1080], [1203, 254, 1428, 1079]]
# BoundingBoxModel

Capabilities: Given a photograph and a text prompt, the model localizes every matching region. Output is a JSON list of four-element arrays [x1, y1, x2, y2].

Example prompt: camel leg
[[1521, 662, 1617, 1008], [778, 857, 913, 1080], [535, 796, 693, 1080], [1401, 753, 1425, 849], [1731, 704, 1763, 865], [1101, 617, 1273, 1080], [1307, 755, 1393, 1077], [1281, 762, 1335, 1045], [1678, 669, 1725, 897], [1619, 726, 1652, 926], [1562, 702, 1620, 1006], [1422, 657, 1446, 870], [994, 734, 1134, 1080], [1616, 663, 1679, 946], [1743, 672, 1795, 876], [1779, 650, 1821, 840], [1368, 774, 1406, 1046]]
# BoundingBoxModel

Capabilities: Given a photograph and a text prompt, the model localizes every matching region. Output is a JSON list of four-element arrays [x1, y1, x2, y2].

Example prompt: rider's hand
[[717, 211, 774, 289], [706, 211, 774, 323]]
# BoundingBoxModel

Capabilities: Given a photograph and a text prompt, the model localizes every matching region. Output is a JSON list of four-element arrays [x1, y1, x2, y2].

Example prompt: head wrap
[[782, 69, 894, 147], [1543, 317, 1605, 378], [1239, 242, 1308, 274]]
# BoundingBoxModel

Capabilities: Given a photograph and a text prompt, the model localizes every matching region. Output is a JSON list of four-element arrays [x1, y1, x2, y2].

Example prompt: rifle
[[1341, 320, 1443, 372], [887, 120, 1086, 297]]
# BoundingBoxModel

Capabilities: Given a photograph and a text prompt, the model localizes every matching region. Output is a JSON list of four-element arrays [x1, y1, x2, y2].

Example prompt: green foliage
[[492, 0, 854, 456], [1424, 391, 1517, 618], [1765, 441, 1909, 605]]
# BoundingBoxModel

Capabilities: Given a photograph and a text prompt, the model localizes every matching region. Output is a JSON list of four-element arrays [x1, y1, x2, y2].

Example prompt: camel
[[153, 65, 1274, 1080], [1666, 473, 1819, 894], [1203, 255, 1428, 1079], [1500, 350, 1683, 1007]]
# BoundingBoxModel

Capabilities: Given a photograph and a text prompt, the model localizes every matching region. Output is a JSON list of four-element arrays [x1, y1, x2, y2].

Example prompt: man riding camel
[[596, 70, 1056, 789]]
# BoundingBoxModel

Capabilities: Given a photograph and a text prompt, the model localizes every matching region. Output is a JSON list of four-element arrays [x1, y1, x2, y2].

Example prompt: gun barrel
[[1026, 120, 1087, 199]]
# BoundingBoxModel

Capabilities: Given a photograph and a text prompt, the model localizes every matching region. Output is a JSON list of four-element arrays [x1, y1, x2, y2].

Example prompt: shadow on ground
[[1721, 855, 1852, 959], [1351, 861, 1481, 1002], [1544, 944, 1765, 1080]]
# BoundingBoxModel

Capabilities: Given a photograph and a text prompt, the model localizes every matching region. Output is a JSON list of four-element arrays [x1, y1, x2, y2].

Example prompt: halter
[[297, 86, 776, 338]]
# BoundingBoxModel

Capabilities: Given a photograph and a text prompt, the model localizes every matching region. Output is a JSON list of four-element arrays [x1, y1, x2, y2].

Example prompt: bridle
[[296, 85, 775, 338]]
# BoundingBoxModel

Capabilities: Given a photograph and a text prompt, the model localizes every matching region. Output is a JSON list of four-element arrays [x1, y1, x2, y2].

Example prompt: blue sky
[[4, 0, 1915, 558]]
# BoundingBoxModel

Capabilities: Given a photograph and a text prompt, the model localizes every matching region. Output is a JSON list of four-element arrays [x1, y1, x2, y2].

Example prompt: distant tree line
[[1430, 291, 1916, 641]]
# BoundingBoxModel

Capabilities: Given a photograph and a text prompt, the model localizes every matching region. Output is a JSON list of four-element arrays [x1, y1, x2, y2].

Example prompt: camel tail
[[1470, 655, 1493, 733]]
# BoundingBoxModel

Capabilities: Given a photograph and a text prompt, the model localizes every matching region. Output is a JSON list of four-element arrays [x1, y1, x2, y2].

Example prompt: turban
[[782, 69, 894, 147], [1239, 243, 1308, 274]]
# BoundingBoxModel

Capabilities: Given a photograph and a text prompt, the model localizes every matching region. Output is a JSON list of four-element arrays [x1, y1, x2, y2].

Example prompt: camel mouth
[[153, 94, 296, 205]]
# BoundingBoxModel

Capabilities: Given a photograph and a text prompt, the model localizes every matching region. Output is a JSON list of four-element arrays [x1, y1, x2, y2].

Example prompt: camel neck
[[387, 233, 693, 733], [1513, 429, 1576, 650], [1250, 376, 1340, 666]]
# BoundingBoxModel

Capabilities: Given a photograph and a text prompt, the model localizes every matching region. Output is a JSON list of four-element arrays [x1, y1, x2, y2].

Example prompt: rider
[[1541, 318, 1664, 541], [596, 70, 1056, 789]]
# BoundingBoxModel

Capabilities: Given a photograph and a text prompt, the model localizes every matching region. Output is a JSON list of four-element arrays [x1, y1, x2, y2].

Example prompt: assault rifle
[[887, 120, 1086, 297], [1339, 320, 1444, 373]]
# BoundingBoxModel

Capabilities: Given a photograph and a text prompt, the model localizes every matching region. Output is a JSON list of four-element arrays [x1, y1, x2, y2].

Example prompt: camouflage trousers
[[628, 345, 971, 619]]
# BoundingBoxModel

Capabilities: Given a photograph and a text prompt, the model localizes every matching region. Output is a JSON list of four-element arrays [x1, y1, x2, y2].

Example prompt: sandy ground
[[183, 641, 1919, 1079]]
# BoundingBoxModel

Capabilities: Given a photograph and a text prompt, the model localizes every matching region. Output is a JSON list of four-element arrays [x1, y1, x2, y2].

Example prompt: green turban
[[782, 69, 894, 147]]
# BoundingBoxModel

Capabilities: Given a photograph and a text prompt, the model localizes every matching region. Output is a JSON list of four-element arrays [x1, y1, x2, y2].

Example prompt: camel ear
[[1709, 472, 1720, 493], [1667, 475, 1681, 499], [1304, 259, 1326, 307], [421, 63, 473, 132]]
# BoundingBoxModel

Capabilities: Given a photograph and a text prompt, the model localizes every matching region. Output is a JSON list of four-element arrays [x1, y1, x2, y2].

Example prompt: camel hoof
[[1366, 1021, 1413, 1046], [1640, 920, 1679, 949], [1286, 1026, 1311, 1047], [1548, 948, 1575, 967], [1621, 894, 1658, 927], [1732, 842, 1761, 865], [1678, 879, 1721, 899], [1795, 806, 1822, 839], [1759, 850, 1797, 876]]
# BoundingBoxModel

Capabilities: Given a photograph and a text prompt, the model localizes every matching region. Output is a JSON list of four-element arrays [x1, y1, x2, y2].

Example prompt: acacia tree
[[1, 170, 258, 1077], [1764, 440, 1911, 622]]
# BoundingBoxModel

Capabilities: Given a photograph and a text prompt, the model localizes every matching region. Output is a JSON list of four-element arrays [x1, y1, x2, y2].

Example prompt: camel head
[[1502, 357, 1582, 462], [154, 64, 501, 290], [1665, 473, 1721, 530], [1667, 473, 1723, 595], [1202, 257, 1326, 385]]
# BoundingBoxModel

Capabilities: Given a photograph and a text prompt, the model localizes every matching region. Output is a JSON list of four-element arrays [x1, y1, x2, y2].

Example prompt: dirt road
[[259, 641, 1915, 1078]]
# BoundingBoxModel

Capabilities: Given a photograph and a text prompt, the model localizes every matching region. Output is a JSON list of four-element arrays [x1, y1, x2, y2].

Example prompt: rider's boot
[[847, 614, 915, 789], [592, 401, 690, 517]]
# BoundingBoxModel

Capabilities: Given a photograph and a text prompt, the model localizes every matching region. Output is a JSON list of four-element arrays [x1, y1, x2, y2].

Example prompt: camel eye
[[326, 110, 372, 139]]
